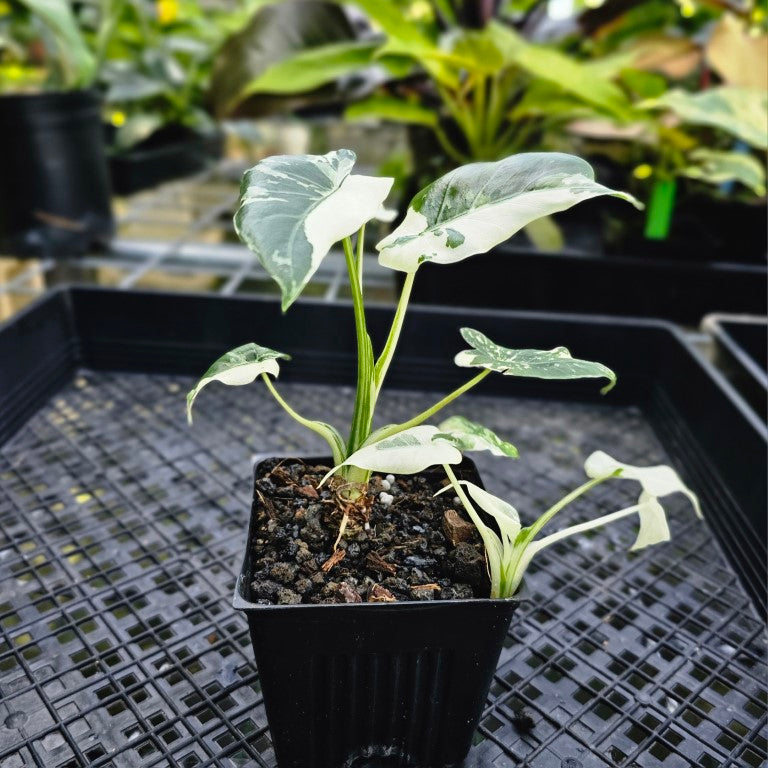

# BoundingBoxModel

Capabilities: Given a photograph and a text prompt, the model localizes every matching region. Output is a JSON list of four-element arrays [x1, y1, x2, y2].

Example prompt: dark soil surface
[[246, 457, 491, 605]]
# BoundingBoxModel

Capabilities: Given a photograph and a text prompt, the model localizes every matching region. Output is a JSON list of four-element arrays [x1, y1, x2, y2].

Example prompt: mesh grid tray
[[0, 287, 765, 768]]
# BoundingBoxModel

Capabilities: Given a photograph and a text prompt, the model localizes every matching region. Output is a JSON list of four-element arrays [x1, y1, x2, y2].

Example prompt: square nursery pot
[[0, 90, 114, 258], [108, 125, 225, 195], [233, 456, 522, 768]]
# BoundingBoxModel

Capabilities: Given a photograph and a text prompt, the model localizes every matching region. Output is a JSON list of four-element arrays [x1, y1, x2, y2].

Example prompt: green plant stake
[[644, 177, 677, 240]]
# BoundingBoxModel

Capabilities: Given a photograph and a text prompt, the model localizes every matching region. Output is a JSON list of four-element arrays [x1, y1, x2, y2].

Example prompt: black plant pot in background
[[108, 124, 225, 196], [234, 456, 521, 768], [0, 90, 114, 258]]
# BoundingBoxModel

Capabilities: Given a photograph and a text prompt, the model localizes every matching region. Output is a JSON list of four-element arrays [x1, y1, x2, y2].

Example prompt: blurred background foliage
[[0, 0, 765, 248]]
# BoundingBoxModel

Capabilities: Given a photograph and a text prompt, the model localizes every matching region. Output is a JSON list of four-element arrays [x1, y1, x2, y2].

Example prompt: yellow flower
[[110, 110, 126, 127], [0, 1, 12, 15], [405, 0, 434, 22], [677, 0, 696, 18], [157, 0, 179, 25], [633, 164, 653, 180]]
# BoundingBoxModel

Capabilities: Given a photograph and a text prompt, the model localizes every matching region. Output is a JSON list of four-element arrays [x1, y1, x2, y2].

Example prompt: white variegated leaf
[[631, 491, 670, 551], [681, 149, 766, 196], [641, 87, 768, 150], [584, 450, 702, 517], [462, 482, 521, 544], [436, 416, 518, 457], [331, 425, 462, 476], [376, 153, 640, 273], [235, 150, 393, 310], [455, 328, 617, 393], [187, 343, 289, 423]]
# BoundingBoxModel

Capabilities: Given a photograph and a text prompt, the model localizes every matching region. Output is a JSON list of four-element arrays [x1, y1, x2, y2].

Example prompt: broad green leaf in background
[[510, 43, 632, 119], [186, 343, 289, 423], [376, 153, 641, 273], [18, 0, 96, 87], [345, 94, 438, 127], [209, 0, 358, 116], [681, 149, 766, 196], [240, 40, 378, 96], [436, 416, 518, 457], [328, 425, 463, 477], [642, 87, 768, 150], [235, 150, 393, 310], [454, 328, 617, 393], [523, 215, 565, 252]]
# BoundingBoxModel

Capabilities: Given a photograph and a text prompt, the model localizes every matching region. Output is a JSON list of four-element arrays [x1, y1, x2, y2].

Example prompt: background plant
[[0, 0, 95, 92]]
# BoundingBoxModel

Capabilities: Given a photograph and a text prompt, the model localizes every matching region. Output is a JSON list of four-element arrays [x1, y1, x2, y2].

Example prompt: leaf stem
[[260, 374, 345, 465], [355, 223, 365, 290], [365, 370, 491, 445], [343, 236, 375, 456], [444, 463, 502, 597], [373, 270, 415, 394]]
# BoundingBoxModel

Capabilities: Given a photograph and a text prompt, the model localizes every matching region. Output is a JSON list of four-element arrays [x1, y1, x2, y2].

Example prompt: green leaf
[[436, 416, 518, 458], [186, 343, 289, 424], [376, 153, 641, 273], [18, 0, 96, 87], [345, 94, 438, 128], [681, 149, 766, 196], [113, 114, 164, 152], [642, 87, 768, 150], [240, 40, 378, 96], [210, 0, 358, 116], [234, 150, 393, 310], [523, 216, 565, 252], [327, 425, 462, 477], [454, 328, 617, 394], [510, 43, 632, 119]]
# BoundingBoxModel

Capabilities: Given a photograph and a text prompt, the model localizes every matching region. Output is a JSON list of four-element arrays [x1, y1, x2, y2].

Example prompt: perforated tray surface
[[0, 371, 765, 768]]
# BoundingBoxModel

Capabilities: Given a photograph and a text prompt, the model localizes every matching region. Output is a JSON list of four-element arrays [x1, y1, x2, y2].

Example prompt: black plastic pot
[[704, 314, 767, 422], [234, 456, 521, 768], [108, 125, 224, 195], [0, 90, 114, 258]]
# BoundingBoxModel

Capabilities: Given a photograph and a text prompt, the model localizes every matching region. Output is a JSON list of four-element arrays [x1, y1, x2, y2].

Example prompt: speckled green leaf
[[187, 343, 289, 423], [436, 416, 518, 458], [454, 328, 616, 393]]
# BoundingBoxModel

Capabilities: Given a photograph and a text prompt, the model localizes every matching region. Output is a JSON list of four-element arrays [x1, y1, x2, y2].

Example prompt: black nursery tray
[[704, 315, 768, 423], [0, 287, 766, 768]]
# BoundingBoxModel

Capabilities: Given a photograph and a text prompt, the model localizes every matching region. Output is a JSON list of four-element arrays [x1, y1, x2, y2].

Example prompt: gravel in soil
[[247, 458, 491, 605]]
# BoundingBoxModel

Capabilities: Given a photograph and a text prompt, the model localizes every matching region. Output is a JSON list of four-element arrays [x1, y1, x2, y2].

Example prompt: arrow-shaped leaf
[[187, 343, 289, 423], [235, 150, 393, 310], [436, 416, 518, 458], [584, 451, 702, 520], [455, 328, 617, 393], [326, 425, 463, 478], [376, 152, 640, 273]]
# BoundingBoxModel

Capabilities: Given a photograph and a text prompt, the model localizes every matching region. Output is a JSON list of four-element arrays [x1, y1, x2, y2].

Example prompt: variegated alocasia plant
[[334, 428, 702, 599], [187, 148, 640, 486]]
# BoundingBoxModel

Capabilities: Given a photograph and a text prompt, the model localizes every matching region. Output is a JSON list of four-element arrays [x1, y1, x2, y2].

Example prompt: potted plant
[[79, 0, 247, 194], [186, 148, 703, 767], [0, 0, 113, 257]]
